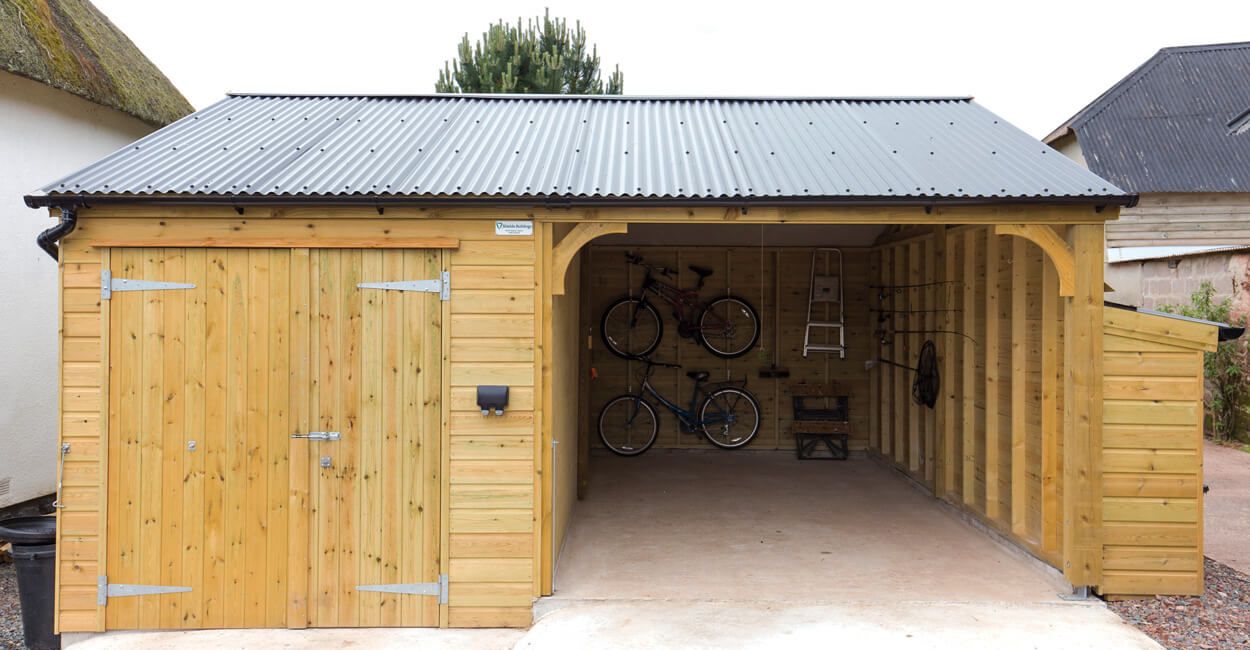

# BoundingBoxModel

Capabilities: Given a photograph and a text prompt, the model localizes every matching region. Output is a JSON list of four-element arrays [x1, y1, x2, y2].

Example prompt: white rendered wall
[[0, 70, 154, 509]]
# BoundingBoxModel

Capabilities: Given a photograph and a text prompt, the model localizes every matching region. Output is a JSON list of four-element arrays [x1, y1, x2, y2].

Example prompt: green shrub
[[1160, 281, 1250, 443]]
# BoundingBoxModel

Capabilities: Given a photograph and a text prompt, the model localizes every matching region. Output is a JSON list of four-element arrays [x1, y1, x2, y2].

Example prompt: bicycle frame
[[630, 366, 738, 430], [632, 265, 735, 336]]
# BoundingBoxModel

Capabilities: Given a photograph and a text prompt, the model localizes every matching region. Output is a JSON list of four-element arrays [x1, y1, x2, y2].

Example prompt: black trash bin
[[0, 517, 59, 650]]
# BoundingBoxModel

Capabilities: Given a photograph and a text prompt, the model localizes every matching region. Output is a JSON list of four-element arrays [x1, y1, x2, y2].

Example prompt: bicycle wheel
[[600, 297, 663, 359], [699, 387, 761, 449], [598, 396, 659, 456], [697, 296, 760, 359]]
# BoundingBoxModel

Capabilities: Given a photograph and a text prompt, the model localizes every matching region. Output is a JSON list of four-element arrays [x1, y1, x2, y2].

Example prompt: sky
[[95, 0, 1248, 138]]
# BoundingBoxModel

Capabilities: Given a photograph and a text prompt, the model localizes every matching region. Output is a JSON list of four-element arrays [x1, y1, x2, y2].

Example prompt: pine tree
[[435, 11, 623, 95]]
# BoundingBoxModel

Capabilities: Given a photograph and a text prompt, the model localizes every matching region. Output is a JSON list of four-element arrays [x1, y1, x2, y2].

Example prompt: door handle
[[291, 431, 341, 441]]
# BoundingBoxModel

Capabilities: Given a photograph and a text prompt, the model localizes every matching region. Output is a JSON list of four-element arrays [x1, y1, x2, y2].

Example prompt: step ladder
[[803, 248, 846, 358]]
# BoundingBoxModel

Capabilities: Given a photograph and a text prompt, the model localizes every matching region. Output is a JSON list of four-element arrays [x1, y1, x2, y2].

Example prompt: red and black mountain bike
[[600, 253, 760, 359]]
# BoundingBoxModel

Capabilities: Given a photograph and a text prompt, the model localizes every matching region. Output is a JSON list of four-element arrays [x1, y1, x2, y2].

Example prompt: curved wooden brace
[[552, 222, 629, 295], [994, 224, 1075, 297]]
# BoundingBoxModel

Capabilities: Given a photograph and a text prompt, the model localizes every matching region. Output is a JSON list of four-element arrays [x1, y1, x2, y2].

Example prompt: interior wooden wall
[[869, 226, 1065, 567], [583, 246, 872, 451]]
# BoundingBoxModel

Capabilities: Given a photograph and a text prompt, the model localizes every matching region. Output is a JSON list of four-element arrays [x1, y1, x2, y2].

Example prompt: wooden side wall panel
[[56, 238, 107, 632], [871, 225, 1068, 569], [1100, 308, 1213, 596]]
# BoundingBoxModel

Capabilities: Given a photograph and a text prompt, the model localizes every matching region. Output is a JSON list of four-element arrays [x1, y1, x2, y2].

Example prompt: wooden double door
[[103, 248, 443, 629]]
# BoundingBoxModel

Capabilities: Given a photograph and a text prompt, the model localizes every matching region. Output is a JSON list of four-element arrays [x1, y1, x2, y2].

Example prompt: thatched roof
[[0, 0, 192, 126]]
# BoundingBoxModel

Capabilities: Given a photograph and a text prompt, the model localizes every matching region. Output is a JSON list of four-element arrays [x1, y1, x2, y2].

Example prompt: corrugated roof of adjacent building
[[1046, 42, 1250, 194], [27, 93, 1131, 207], [0, 0, 193, 126]]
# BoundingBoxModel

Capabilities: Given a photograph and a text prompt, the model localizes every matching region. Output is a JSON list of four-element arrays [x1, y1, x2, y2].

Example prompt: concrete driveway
[[1204, 441, 1250, 573]]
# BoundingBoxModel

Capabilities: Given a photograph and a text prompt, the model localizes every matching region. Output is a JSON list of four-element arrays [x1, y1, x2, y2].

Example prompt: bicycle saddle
[[688, 265, 713, 278], [686, 370, 710, 382]]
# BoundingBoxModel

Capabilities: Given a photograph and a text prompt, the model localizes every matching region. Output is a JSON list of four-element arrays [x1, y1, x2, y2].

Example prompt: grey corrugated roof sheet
[[1046, 42, 1250, 194], [27, 93, 1130, 206]]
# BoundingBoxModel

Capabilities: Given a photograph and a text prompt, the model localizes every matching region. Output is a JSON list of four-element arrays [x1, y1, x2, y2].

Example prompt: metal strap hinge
[[356, 573, 447, 604], [101, 270, 196, 300], [97, 577, 191, 605], [357, 271, 450, 301]]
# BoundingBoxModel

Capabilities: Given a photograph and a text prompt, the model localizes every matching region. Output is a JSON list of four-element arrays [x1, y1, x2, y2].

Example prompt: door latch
[[320, 456, 333, 469], [291, 431, 340, 441]]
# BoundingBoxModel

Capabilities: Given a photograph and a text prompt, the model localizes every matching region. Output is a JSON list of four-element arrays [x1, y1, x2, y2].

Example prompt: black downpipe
[[35, 206, 77, 262]]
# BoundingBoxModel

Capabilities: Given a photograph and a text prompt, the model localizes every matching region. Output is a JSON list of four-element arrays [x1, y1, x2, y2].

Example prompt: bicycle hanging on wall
[[597, 357, 762, 456], [600, 252, 761, 359]]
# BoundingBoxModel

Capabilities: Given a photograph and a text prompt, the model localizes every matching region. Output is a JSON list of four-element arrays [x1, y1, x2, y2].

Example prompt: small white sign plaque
[[495, 220, 534, 236]]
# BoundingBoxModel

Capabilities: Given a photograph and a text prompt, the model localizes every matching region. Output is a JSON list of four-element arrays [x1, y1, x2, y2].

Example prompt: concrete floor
[[550, 452, 1068, 603], [1204, 441, 1250, 573], [532, 451, 1159, 649]]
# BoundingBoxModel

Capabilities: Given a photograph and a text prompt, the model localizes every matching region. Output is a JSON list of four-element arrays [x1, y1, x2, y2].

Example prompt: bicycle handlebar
[[624, 252, 675, 277]]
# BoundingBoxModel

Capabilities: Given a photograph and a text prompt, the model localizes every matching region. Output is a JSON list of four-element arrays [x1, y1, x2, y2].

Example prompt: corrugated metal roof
[[1047, 42, 1250, 194], [28, 94, 1130, 206]]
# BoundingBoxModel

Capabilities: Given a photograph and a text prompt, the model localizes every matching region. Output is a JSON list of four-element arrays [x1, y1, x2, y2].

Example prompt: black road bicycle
[[597, 357, 762, 456], [600, 253, 760, 359]]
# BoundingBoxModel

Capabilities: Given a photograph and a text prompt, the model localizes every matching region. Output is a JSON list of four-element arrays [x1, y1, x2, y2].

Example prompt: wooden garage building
[[27, 94, 1224, 632]]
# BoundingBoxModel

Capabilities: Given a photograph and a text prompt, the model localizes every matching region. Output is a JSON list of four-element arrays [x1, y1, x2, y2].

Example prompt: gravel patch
[[0, 561, 20, 650], [1109, 557, 1250, 649]]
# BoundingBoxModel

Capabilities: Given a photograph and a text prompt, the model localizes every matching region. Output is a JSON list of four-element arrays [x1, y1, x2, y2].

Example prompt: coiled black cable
[[912, 340, 940, 408]]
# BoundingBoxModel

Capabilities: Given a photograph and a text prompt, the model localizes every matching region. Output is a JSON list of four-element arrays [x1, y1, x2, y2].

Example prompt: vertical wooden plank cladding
[[287, 249, 311, 628], [182, 250, 207, 627], [99, 248, 299, 630], [159, 249, 185, 629], [202, 249, 228, 628], [266, 251, 291, 627]]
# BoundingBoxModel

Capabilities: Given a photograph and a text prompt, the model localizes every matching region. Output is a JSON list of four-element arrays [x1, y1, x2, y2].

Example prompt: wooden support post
[[1062, 224, 1104, 589], [1041, 248, 1061, 554], [1010, 237, 1028, 537], [934, 226, 956, 497], [908, 241, 922, 473], [923, 236, 937, 486], [961, 230, 976, 506], [539, 225, 554, 596], [893, 247, 907, 465], [577, 253, 592, 500], [869, 251, 880, 453], [880, 248, 893, 459], [985, 230, 1001, 521]]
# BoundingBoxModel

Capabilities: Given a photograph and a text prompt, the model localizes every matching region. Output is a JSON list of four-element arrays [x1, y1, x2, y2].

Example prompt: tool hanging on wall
[[803, 248, 846, 358], [871, 280, 964, 301], [872, 340, 940, 409], [757, 225, 790, 378]]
